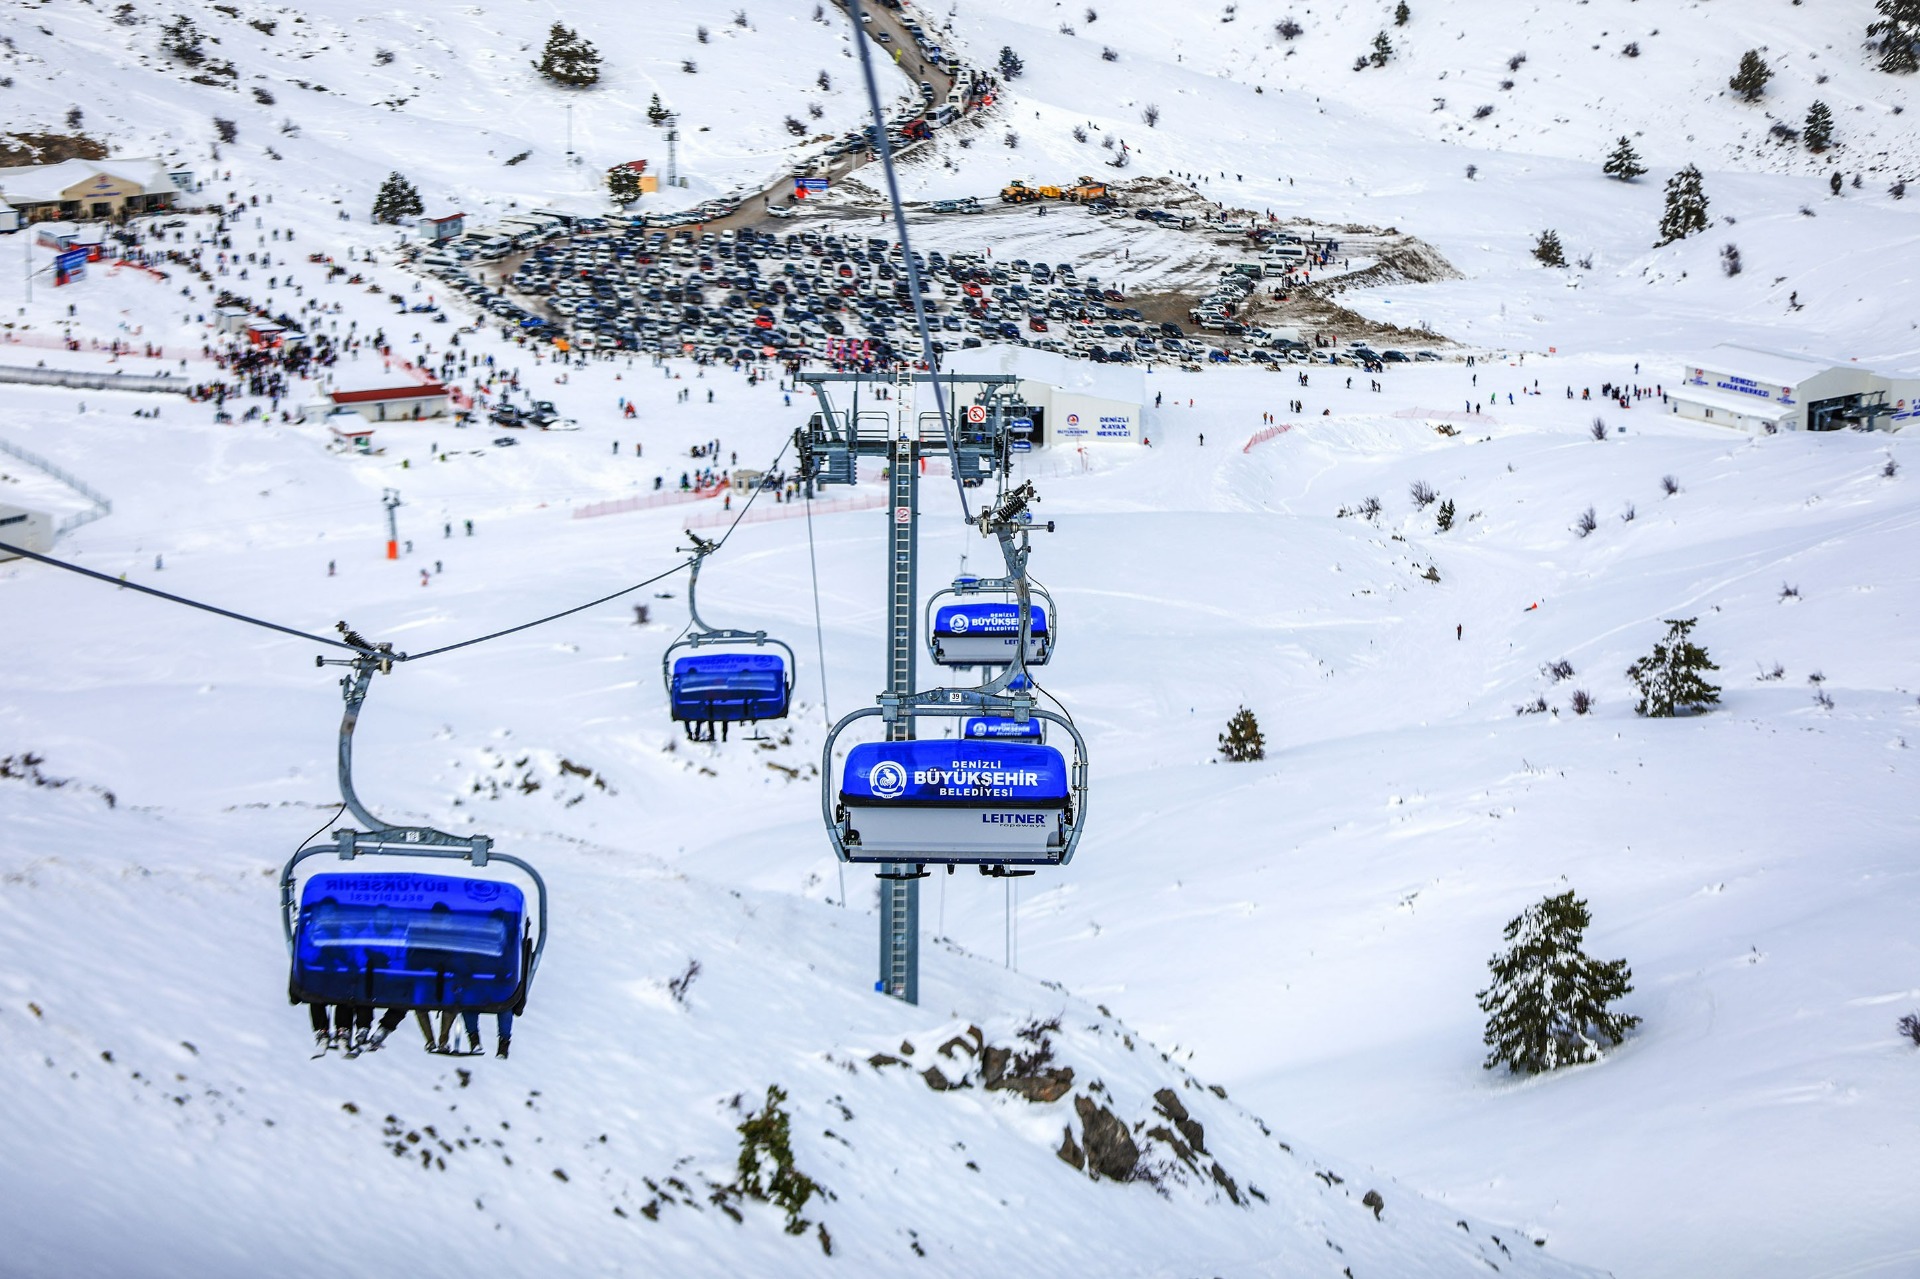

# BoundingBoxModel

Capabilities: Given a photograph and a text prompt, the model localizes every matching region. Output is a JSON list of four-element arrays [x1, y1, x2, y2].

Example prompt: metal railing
[[0, 436, 113, 536]]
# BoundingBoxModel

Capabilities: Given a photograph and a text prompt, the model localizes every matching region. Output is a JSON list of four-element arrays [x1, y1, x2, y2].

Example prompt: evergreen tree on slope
[[1804, 100, 1834, 152], [371, 171, 422, 224], [1868, 0, 1920, 74], [1729, 48, 1772, 102], [1654, 165, 1709, 246], [536, 23, 603, 88], [1478, 890, 1640, 1075], [1218, 707, 1266, 762], [1603, 135, 1646, 182], [1626, 617, 1721, 717]]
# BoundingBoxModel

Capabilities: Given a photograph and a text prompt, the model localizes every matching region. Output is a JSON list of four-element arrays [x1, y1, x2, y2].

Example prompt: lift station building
[[1674, 345, 1920, 433]]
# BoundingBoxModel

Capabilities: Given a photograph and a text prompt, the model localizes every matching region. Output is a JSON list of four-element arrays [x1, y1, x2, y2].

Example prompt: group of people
[[308, 1003, 513, 1059]]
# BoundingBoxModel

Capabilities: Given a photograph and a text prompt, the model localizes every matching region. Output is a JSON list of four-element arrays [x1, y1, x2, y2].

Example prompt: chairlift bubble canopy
[[291, 871, 529, 1012], [669, 650, 792, 724]]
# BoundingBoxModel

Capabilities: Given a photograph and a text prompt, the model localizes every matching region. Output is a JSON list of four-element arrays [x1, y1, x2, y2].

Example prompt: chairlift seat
[[670, 652, 790, 723], [291, 872, 527, 1011], [839, 740, 1069, 864], [930, 603, 1050, 667]]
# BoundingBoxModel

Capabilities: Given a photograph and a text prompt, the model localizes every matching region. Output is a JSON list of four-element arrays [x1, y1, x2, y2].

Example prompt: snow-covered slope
[[3, 0, 1920, 1276], [0, 0, 912, 214]]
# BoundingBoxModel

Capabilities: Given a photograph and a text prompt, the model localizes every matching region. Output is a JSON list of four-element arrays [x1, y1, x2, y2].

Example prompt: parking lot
[[407, 175, 1456, 375]]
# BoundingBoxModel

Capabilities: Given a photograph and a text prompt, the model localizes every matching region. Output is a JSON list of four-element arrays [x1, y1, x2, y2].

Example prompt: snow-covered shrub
[[1477, 890, 1639, 1075], [1507, 52, 1527, 71], [733, 1086, 822, 1238], [1532, 229, 1565, 266], [1102, 46, 1119, 62], [1884, 455, 1900, 477], [1072, 125, 1088, 143], [1574, 505, 1598, 537], [1779, 582, 1801, 601], [1218, 707, 1266, 761], [1661, 474, 1681, 496], [1543, 659, 1575, 682], [1473, 103, 1494, 119], [1358, 495, 1382, 521], [1435, 497, 1455, 531], [1899, 1012, 1920, 1046], [1276, 17, 1303, 40], [998, 46, 1025, 79], [1721, 243, 1742, 276], [1409, 479, 1437, 508], [1627, 618, 1721, 717], [1141, 103, 1159, 126], [1569, 689, 1594, 715], [213, 117, 236, 143]]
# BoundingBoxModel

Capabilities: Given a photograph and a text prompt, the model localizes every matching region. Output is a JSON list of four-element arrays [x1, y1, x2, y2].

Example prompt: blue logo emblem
[[869, 761, 908, 799]]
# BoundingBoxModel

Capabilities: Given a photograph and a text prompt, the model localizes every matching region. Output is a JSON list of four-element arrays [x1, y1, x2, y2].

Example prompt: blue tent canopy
[[670, 651, 790, 724], [291, 872, 527, 1011]]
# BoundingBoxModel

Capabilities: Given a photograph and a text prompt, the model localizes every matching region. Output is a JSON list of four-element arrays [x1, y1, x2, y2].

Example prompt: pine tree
[[606, 165, 642, 205], [160, 14, 205, 65], [1868, 0, 1920, 74], [647, 93, 669, 126], [1218, 707, 1266, 762], [1729, 49, 1772, 102], [370, 171, 422, 225], [1602, 135, 1646, 182], [1654, 164, 1709, 246], [1477, 891, 1640, 1075], [535, 22, 603, 88], [1436, 497, 1455, 531], [1532, 229, 1566, 267], [1803, 100, 1834, 152], [1370, 30, 1393, 67], [997, 45, 1025, 79], [1626, 617, 1721, 717], [1393, 0, 1411, 26]]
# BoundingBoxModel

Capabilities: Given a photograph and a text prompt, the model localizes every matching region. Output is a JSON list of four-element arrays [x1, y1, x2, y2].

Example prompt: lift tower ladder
[[880, 368, 920, 1002]]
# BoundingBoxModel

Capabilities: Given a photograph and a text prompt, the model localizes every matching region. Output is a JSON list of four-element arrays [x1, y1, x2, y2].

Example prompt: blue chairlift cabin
[[926, 575, 1055, 669], [833, 736, 1077, 867]]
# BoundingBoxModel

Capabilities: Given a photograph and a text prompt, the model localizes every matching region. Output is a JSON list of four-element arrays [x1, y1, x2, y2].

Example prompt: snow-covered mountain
[[2, 1, 1918, 1276]]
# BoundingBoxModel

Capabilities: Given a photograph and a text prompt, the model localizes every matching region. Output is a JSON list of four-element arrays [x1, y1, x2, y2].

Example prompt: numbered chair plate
[[671, 652, 791, 723], [291, 872, 527, 1011], [930, 603, 1050, 668], [839, 740, 1068, 864]]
